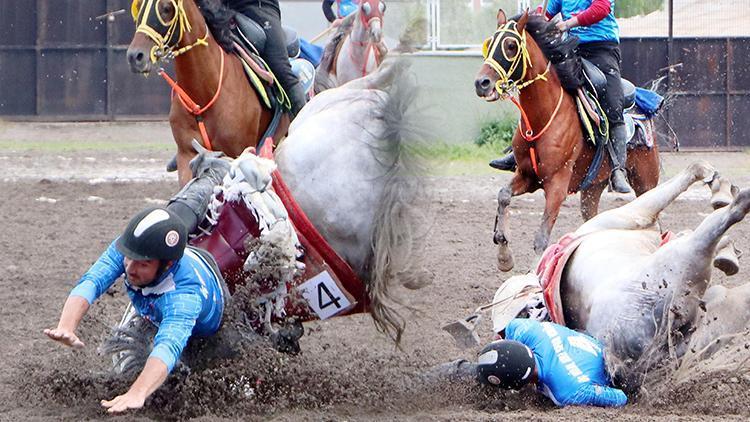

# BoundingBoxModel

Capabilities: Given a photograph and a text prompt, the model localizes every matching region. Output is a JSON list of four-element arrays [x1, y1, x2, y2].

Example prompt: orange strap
[[158, 47, 226, 151], [508, 85, 565, 175]]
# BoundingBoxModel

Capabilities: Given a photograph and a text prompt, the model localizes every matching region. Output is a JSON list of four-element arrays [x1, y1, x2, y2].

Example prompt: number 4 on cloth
[[298, 271, 355, 319]]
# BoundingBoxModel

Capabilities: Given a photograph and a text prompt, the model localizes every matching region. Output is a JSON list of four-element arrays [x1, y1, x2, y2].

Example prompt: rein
[[158, 45, 226, 151], [508, 85, 564, 175], [348, 14, 383, 77]]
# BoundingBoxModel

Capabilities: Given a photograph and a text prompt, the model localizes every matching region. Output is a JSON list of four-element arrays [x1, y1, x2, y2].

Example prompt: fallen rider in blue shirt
[[436, 318, 627, 407], [44, 207, 226, 414]]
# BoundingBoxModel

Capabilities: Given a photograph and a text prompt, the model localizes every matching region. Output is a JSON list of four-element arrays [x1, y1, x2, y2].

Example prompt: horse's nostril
[[135, 52, 145, 63], [480, 78, 491, 89]]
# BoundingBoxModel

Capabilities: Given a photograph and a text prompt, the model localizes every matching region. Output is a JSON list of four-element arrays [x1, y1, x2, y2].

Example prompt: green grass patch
[[414, 116, 516, 175]]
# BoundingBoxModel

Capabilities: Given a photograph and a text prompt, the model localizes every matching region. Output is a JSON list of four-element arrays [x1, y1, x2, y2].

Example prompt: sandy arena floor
[[1, 123, 750, 420]]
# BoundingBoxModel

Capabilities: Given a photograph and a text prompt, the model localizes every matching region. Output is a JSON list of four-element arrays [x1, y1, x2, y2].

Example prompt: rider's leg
[[238, 3, 307, 117], [575, 161, 719, 236], [579, 42, 632, 193]]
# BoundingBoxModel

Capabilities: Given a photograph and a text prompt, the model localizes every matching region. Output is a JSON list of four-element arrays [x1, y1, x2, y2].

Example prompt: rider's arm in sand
[[101, 357, 168, 413], [45, 240, 125, 347], [43, 295, 89, 348], [102, 291, 204, 413], [569, 383, 628, 407]]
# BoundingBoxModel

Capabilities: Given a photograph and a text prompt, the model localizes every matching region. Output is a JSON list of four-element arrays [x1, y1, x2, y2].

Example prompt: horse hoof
[[713, 243, 741, 276], [497, 248, 515, 272], [710, 177, 735, 209]]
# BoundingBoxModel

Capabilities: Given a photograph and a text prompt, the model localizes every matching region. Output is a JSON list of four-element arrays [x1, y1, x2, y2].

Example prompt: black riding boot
[[609, 124, 633, 194], [489, 152, 517, 172], [286, 80, 307, 118]]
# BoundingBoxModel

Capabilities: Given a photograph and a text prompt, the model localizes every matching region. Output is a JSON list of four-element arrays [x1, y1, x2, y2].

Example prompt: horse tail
[[366, 60, 430, 346]]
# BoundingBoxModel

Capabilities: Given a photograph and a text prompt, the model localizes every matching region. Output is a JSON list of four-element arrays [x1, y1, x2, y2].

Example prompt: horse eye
[[159, 1, 175, 19], [379, 2, 386, 13], [362, 3, 372, 15]]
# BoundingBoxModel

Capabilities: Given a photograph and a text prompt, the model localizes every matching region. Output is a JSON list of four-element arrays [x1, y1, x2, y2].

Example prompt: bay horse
[[108, 60, 428, 371], [127, 0, 289, 186], [314, 0, 388, 92], [488, 162, 745, 391], [474, 10, 660, 271]]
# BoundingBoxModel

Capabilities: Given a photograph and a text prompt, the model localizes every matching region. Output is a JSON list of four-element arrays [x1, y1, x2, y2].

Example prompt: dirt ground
[[1, 123, 750, 421]]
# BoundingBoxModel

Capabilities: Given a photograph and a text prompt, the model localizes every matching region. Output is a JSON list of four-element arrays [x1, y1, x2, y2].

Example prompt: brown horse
[[127, 0, 289, 185], [474, 10, 660, 271]]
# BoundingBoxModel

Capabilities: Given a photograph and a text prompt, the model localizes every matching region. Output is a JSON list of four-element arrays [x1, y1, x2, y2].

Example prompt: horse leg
[[534, 171, 571, 254], [494, 173, 536, 272], [575, 160, 717, 235], [580, 182, 607, 221], [713, 235, 741, 276]]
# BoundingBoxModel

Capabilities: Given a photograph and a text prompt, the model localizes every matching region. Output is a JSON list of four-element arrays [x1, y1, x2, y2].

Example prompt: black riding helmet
[[476, 339, 536, 389], [116, 207, 187, 261]]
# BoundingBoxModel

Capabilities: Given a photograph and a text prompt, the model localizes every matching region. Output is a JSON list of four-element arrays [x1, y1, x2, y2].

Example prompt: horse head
[[475, 9, 530, 101], [357, 0, 386, 43], [127, 0, 204, 73]]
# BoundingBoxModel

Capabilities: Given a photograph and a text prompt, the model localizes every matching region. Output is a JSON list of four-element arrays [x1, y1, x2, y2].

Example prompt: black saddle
[[233, 13, 300, 58], [581, 58, 635, 109]]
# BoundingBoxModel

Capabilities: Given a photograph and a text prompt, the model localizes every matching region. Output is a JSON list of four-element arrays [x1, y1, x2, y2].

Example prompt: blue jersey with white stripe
[[505, 319, 627, 407], [70, 240, 225, 373], [547, 0, 619, 44]]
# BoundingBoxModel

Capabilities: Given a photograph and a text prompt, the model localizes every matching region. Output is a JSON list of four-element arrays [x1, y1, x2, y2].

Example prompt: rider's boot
[[609, 124, 634, 194], [286, 80, 308, 118], [489, 152, 517, 172]]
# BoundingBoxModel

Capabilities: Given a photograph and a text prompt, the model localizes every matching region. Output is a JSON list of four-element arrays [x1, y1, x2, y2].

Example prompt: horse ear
[[497, 8, 507, 27], [517, 10, 529, 32]]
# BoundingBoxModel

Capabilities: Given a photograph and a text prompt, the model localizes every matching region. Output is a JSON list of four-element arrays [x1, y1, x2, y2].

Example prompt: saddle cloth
[[537, 231, 675, 326]]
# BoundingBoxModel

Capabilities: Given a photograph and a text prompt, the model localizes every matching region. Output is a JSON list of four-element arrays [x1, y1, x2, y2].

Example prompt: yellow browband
[[482, 21, 549, 95], [131, 0, 207, 64]]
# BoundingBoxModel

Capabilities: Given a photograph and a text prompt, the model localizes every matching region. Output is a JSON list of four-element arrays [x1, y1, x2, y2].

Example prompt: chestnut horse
[[475, 11, 660, 271], [127, 0, 289, 186], [314, 0, 387, 92]]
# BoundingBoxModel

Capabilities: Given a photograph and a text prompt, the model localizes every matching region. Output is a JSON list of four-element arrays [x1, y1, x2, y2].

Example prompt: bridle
[[481, 20, 550, 96], [131, 0, 208, 64], [481, 18, 562, 176]]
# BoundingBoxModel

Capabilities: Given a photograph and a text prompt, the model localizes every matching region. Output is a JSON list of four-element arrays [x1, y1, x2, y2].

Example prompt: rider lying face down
[[44, 207, 227, 414], [439, 318, 627, 408]]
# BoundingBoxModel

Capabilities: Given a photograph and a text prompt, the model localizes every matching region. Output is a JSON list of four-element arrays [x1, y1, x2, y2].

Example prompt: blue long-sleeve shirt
[[70, 240, 225, 372], [505, 319, 627, 407], [547, 0, 619, 44]]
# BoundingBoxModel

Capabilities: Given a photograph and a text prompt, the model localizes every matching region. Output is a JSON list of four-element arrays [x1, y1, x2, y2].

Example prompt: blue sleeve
[[149, 292, 203, 373], [69, 239, 124, 304], [568, 383, 628, 407], [546, 0, 561, 16]]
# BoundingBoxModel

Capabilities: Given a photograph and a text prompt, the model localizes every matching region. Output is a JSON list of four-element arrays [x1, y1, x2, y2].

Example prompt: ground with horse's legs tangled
[[2, 140, 750, 420]]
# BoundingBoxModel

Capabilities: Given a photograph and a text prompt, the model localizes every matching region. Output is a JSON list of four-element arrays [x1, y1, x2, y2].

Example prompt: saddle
[[576, 58, 637, 146], [226, 13, 306, 113]]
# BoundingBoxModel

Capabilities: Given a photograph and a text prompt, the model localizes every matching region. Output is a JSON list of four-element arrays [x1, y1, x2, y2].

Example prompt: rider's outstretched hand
[[43, 328, 85, 348], [101, 391, 146, 414]]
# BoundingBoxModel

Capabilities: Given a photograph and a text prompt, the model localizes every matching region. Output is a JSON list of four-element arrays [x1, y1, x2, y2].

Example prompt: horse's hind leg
[[494, 173, 536, 272], [575, 160, 717, 236]]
